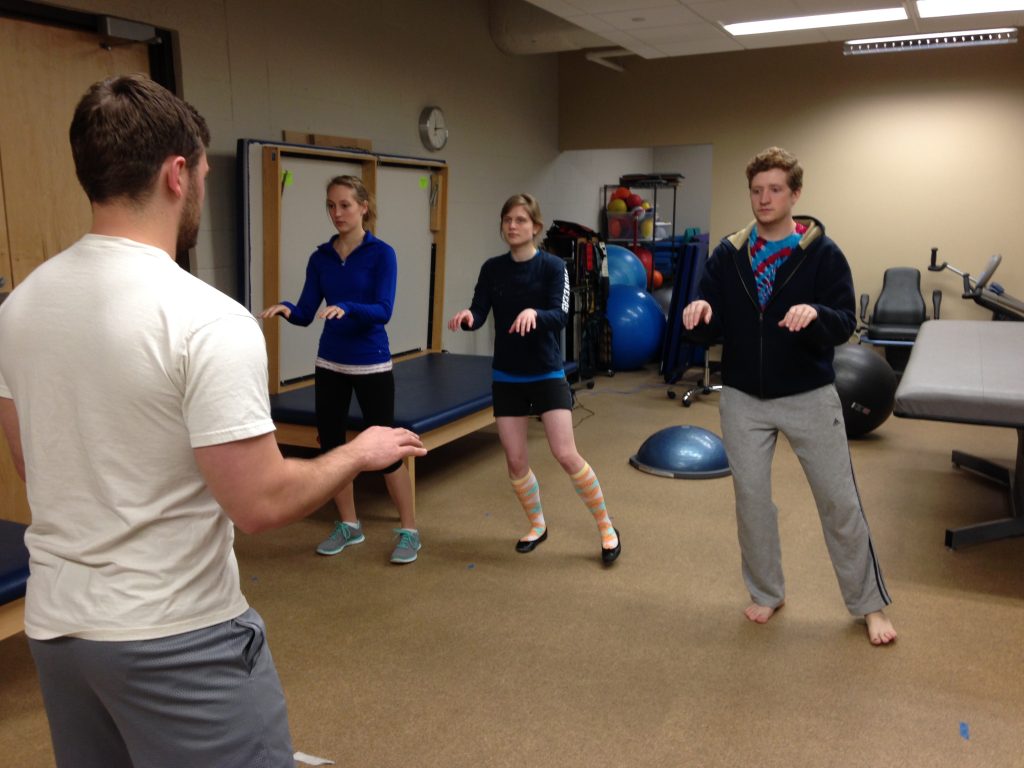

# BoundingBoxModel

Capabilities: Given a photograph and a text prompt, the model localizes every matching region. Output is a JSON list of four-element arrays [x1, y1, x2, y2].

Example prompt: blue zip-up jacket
[[464, 249, 570, 376], [697, 216, 856, 399], [282, 231, 396, 365]]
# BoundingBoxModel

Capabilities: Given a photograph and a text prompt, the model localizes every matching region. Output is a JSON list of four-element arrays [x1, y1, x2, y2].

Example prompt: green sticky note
[[282, 170, 294, 187], [419, 176, 428, 189]]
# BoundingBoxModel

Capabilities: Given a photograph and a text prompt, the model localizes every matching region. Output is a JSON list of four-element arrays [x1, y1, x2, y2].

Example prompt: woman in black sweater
[[448, 194, 620, 565]]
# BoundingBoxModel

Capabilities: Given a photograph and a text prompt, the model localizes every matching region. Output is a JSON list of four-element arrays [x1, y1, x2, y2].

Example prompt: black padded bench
[[0, 519, 29, 641]]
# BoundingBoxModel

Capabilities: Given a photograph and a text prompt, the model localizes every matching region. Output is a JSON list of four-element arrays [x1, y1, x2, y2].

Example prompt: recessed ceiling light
[[724, 7, 907, 36], [917, 0, 1024, 18], [844, 27, 1017, 54]]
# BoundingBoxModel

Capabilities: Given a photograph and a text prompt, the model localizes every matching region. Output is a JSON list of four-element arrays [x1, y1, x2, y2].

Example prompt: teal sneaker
[[316, 521, 365, 556], [390, 528, 421, 564]]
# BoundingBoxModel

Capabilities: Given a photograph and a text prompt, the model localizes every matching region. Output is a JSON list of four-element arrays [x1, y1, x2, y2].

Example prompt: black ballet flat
[[601, 528, 621, 566], [515, 529, 547, 553]]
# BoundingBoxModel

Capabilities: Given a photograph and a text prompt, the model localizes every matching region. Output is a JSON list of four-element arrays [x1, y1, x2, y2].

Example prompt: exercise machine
[[928, 247, 1024, 321]]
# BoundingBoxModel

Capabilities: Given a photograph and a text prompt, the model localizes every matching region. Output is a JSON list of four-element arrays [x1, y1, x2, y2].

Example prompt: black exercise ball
[[832, 344, 897, 438], [652, 285, 674, 317]]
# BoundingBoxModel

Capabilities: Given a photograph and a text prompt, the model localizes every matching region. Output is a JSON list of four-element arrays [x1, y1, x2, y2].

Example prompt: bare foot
[[744, 602, 783, 624], [865, 611, 897, 645]]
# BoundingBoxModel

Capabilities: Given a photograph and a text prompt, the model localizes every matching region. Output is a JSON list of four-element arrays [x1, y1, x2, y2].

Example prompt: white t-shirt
[[0, 235, 274, 640]]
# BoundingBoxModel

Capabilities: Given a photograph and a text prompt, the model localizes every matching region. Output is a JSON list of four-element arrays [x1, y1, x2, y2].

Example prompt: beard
[[176, 176, 201, 255]]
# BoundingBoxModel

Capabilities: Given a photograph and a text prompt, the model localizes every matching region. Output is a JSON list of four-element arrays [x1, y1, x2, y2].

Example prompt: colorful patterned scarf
[[749, 222, 807, 309]]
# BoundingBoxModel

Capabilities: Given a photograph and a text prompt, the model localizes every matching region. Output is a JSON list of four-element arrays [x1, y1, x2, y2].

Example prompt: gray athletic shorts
[[29, 607, 294, 768]]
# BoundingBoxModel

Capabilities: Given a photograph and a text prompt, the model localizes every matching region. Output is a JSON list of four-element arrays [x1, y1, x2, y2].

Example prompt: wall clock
[[418, 105, 448, 151]]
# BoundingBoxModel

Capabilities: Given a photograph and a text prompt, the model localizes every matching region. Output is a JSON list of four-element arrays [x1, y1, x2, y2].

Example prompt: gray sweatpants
[[720, 384, 891, 616], [29, 607, 294, 768]]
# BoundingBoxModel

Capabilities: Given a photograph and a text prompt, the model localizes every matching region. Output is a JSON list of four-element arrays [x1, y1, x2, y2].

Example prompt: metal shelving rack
[[601, 175, 681, 271]]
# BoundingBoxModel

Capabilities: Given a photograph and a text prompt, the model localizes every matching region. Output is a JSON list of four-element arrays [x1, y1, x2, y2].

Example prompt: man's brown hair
[[745, 146, 803, 192], [69, 74, 210, 205]]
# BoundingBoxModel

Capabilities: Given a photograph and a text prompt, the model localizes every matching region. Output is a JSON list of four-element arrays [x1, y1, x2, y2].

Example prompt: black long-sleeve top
[[464, 250, 569, 376]]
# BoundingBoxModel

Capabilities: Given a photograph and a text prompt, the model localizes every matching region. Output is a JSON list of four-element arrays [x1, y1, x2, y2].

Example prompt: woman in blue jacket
[[448, 193, 620, 565], [262, 175, 419, 564]]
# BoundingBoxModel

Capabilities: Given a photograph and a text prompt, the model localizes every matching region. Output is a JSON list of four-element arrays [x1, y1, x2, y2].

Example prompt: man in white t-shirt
[[0, 74, 425, 768]]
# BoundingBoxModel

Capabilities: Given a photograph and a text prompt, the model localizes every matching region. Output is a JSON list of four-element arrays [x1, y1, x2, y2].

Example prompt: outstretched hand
[[448, 309, 474, 331], [682, 300, 712, 330], [318, 305, 345, 320], [349, 426, 426, 471], [260, 304, 291, 320], [778, 304, 817, 332], [509, 309, 537, 336]]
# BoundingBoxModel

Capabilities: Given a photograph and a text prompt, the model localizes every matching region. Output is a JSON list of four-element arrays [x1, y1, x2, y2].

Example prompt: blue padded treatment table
[[272, 353, 493, 436], [270, 352, 577, 511], [0, 519, 29, 641], [894, 320, 1024, 549]]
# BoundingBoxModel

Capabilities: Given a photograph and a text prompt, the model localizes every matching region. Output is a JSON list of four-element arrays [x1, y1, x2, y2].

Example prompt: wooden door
[[0, 15, 150, 524]]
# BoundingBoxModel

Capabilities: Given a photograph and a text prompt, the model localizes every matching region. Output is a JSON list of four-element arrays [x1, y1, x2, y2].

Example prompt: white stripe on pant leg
[[777, 385, 891, 615]]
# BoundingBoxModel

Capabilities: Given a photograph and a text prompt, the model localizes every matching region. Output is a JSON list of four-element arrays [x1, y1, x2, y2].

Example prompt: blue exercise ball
[[605, 244, 647, 289], [605, 284, 667, 370], [629, 425, 731, 479]]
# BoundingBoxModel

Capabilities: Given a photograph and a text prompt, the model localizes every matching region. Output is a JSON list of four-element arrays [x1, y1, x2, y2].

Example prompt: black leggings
[[314, 367, 402, 474]]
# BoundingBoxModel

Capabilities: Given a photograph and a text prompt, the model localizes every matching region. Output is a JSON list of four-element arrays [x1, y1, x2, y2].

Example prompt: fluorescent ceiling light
[[917, 0, 1024, 18], [844, 27, 1017, 54], [724, 8, 906, 36]]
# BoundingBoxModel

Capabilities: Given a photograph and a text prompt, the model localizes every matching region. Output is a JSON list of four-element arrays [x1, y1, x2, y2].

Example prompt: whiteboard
[[237, 140, 438, 385], [375, 165, 434, 358]]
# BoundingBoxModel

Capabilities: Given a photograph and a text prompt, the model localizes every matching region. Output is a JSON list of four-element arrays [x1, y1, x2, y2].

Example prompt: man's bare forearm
[[195, 427, 425, 534]]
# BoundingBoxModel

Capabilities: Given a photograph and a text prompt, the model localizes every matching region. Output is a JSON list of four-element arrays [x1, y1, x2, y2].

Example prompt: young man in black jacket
[[683, 146, 896, 645]]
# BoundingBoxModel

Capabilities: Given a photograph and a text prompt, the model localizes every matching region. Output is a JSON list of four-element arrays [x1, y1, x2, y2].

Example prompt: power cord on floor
[[572, 399, 595, 427]]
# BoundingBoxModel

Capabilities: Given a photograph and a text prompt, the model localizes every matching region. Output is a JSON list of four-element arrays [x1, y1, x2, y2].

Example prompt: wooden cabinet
[[0, 442, 28, 525], [0, 15, 150, 524]]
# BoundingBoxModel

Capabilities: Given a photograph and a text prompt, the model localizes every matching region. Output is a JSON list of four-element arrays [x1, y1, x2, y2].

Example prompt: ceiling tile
[[560, 0, 680, 13], [520, 0, 1024, 59], [595, 6, 705, 29]]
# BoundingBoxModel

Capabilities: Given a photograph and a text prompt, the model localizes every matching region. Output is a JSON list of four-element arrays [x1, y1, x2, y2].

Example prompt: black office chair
[[666, 323, 722, 407], [859, 267, 941, 373], [679, 339, 722, 407]]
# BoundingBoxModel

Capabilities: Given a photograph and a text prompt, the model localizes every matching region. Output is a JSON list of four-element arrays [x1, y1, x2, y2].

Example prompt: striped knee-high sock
[[570, 462, 617, 548], [511, 470, 545, 542]]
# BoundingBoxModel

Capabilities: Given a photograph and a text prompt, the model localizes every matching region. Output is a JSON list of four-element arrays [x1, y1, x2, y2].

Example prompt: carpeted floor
[[2, 366, 1023, 767]]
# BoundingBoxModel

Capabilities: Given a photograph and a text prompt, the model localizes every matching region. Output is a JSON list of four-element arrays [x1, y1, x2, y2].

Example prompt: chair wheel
[[667, 390, 676, 399]]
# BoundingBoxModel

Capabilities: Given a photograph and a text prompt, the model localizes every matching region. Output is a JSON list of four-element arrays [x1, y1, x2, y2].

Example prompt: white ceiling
[[523, 0, 1024, 58]]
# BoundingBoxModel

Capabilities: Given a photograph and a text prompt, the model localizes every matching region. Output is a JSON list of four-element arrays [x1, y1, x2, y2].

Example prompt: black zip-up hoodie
[[696, 216, 856, 400]]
